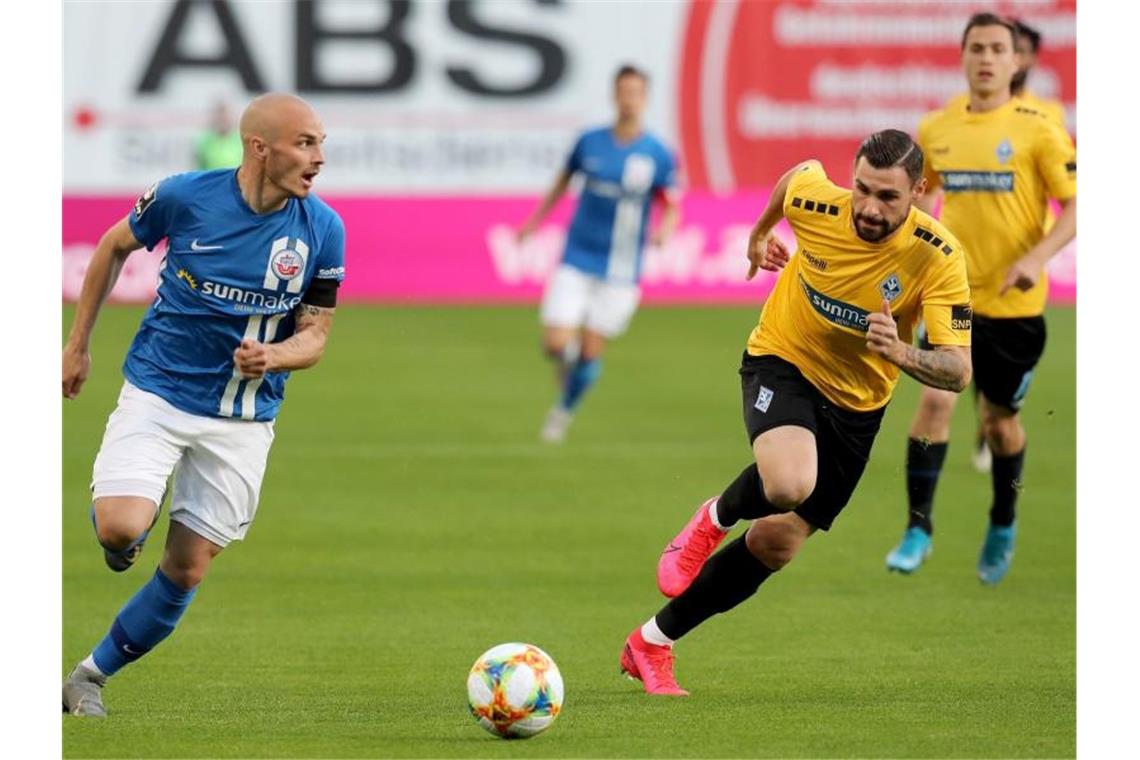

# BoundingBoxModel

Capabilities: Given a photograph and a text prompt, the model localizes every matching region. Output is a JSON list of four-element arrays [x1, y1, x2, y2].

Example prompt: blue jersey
[[124, 169, 346, 422], [562, 127, 676, 283]]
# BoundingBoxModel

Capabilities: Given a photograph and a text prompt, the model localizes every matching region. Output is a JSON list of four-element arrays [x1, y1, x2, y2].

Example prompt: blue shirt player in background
[[61, 94, 346, 717], [518, 64, 680, 443]]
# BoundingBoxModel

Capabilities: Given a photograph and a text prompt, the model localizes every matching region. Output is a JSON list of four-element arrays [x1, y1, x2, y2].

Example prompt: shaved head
[[235, 92, 327, 210], [239, 92, 319, 146]]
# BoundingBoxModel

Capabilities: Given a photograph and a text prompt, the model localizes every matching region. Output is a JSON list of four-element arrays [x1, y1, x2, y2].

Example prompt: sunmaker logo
[[941, 171, 1014, 192], [201, 281, 302, 312], [799, 275, 869, 333]]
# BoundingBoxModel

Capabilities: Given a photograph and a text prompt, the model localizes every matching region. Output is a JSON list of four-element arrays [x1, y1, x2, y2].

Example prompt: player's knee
[[542, 337, 564, 357], [94, 520, 143, 552], [92, 502, 154, 551], [983, 413, 1022, 453], [160, 559, 209, 591], [917, 389, 956, 424], [761, 475, 814, 510], [745, 520, 804, 571]]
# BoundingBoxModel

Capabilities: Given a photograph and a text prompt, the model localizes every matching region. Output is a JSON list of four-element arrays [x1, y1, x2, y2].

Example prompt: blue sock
[[560, 357, 602, 412], [91, 568, 197, 676]]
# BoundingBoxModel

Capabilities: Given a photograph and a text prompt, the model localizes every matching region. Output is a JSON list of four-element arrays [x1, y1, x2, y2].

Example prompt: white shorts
[[539, 265, 641, 338], [91, 381, 275, 548]]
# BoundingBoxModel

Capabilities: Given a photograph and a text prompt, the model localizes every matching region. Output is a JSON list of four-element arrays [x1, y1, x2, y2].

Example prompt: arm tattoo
[[296, 303, 324, 319], [897, 345, 969, 392]]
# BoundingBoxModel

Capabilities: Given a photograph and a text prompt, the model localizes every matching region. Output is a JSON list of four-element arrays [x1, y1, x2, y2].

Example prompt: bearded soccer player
[[61, 93, 345, 717], [884, 13, 1076, 583], [619, 130, 972, 695]]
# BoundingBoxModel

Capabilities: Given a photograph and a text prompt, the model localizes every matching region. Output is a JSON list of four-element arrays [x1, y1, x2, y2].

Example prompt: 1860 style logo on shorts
[[755, 385, 774, 413]]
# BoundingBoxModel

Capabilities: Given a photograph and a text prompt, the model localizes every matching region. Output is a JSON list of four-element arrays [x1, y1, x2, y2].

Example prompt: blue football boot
[[886, 527, 933, 574], [977, 522, 1017, 585]]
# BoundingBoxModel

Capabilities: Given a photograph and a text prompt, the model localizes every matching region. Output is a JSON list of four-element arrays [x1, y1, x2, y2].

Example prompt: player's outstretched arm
[[63, 216, 143, 399], [745, 163, 808, 279], [233, 303, 335, 379], [1001, 196, 1076, 295], [865, 301, 972, 392], [517, 170, 573, 242]]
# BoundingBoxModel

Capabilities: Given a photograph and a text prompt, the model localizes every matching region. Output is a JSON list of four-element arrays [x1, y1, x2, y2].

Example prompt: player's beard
[[854, 213, 901, 243]]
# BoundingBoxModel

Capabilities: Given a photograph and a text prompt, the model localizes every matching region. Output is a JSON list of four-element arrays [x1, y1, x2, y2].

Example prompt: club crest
[[996, 139, 1013, 164], [271, 248, 304, 281], [880, 273, 903, 302]]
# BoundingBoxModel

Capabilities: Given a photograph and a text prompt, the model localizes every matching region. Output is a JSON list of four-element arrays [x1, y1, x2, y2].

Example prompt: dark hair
[[614, 64, 649, 87], [960, 12, 1017, 50], [1014, 19, 1042, 53], [855, 129, 924, 184]]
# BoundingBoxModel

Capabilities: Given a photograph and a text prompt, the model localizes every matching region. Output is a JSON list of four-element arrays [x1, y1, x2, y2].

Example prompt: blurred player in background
[[884, 13, 1076, 582], [194, 100, 243, 170], [61, 93, 345, 717], [943, 18, 1066, 132], [621, 131, 972, 695], [947, 16, 1067, 474], [1009, 19, 1067, 127], [517, 64, 679, 443]]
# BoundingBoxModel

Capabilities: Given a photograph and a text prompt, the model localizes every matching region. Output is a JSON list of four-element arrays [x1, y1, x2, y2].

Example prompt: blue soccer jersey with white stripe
[[123, 169, 346, 422], [561, 127, 676, 283]]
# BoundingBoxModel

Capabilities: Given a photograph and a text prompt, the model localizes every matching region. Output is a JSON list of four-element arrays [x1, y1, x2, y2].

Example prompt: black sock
[[989, 448, 1025, 527], [714, 464, 778, 527], [655, 536, 774, 641], [906, 438, 948, 535]]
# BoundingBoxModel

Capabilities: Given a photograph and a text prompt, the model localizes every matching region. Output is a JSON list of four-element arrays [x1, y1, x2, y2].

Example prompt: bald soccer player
[[62, 94, 345, 717]]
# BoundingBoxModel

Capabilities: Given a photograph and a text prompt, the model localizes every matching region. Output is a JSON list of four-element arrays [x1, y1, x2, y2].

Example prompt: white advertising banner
[[64, 0, 685, 193]]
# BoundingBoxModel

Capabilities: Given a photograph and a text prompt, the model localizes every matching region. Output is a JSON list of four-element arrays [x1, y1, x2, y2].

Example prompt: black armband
[[301, 278, 339, 308]]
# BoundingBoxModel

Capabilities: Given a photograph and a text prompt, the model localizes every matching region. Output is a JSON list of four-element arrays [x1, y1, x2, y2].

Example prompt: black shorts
[[915, 315, 1046, 411], [740, 354, 885, 531], [971, 315, 1047, 411]]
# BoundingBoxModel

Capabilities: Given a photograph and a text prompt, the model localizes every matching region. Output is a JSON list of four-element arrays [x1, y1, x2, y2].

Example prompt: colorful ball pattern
[[466, 643, 564, 739]]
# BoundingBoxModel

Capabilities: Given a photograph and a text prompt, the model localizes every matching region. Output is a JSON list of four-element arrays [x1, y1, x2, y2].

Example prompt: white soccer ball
[[466, 642, 564, 739]]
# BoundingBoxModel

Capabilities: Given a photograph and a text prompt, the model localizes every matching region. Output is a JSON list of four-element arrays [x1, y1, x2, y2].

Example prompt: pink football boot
[[656, 497, 728, 598], [620, 628, 689, 696]]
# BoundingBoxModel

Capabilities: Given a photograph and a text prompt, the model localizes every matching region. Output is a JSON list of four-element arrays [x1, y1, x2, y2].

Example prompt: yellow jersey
[[746, 162, 971, 412], [919, 97, 1076, 318], [943, 90, 1067, 128]]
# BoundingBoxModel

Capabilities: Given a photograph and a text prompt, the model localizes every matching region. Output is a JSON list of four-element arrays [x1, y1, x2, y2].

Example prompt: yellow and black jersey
[[919, 97, 1076, 318], [746, 162, 971, 412], [943, 90, 1067, 128]]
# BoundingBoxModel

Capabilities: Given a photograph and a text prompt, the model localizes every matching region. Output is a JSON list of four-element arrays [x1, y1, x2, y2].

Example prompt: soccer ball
[[466, 642, 564, 739]]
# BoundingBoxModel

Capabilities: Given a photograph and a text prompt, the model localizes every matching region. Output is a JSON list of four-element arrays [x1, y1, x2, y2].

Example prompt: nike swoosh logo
[[190, 239, 224, 251], [663, 544, 682, 554], [122, 644, 144, 655]]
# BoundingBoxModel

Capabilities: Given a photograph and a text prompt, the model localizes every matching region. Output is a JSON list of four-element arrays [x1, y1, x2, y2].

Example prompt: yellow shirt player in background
[[885, 13, 1076, 584], [619, 130, 972, 696], [942, 17, 1067, 473], [943, 18, 1066, 129]]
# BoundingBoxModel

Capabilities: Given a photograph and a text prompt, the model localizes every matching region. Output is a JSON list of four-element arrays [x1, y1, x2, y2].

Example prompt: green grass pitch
[[63, 305, 1074, 758]]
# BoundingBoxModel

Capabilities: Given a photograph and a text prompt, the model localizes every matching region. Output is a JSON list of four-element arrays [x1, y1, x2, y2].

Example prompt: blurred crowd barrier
[[63, 0, 1075, 304]]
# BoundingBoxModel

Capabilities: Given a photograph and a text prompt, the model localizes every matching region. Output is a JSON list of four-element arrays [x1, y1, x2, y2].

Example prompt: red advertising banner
[[679, 0, 1076, 191]]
